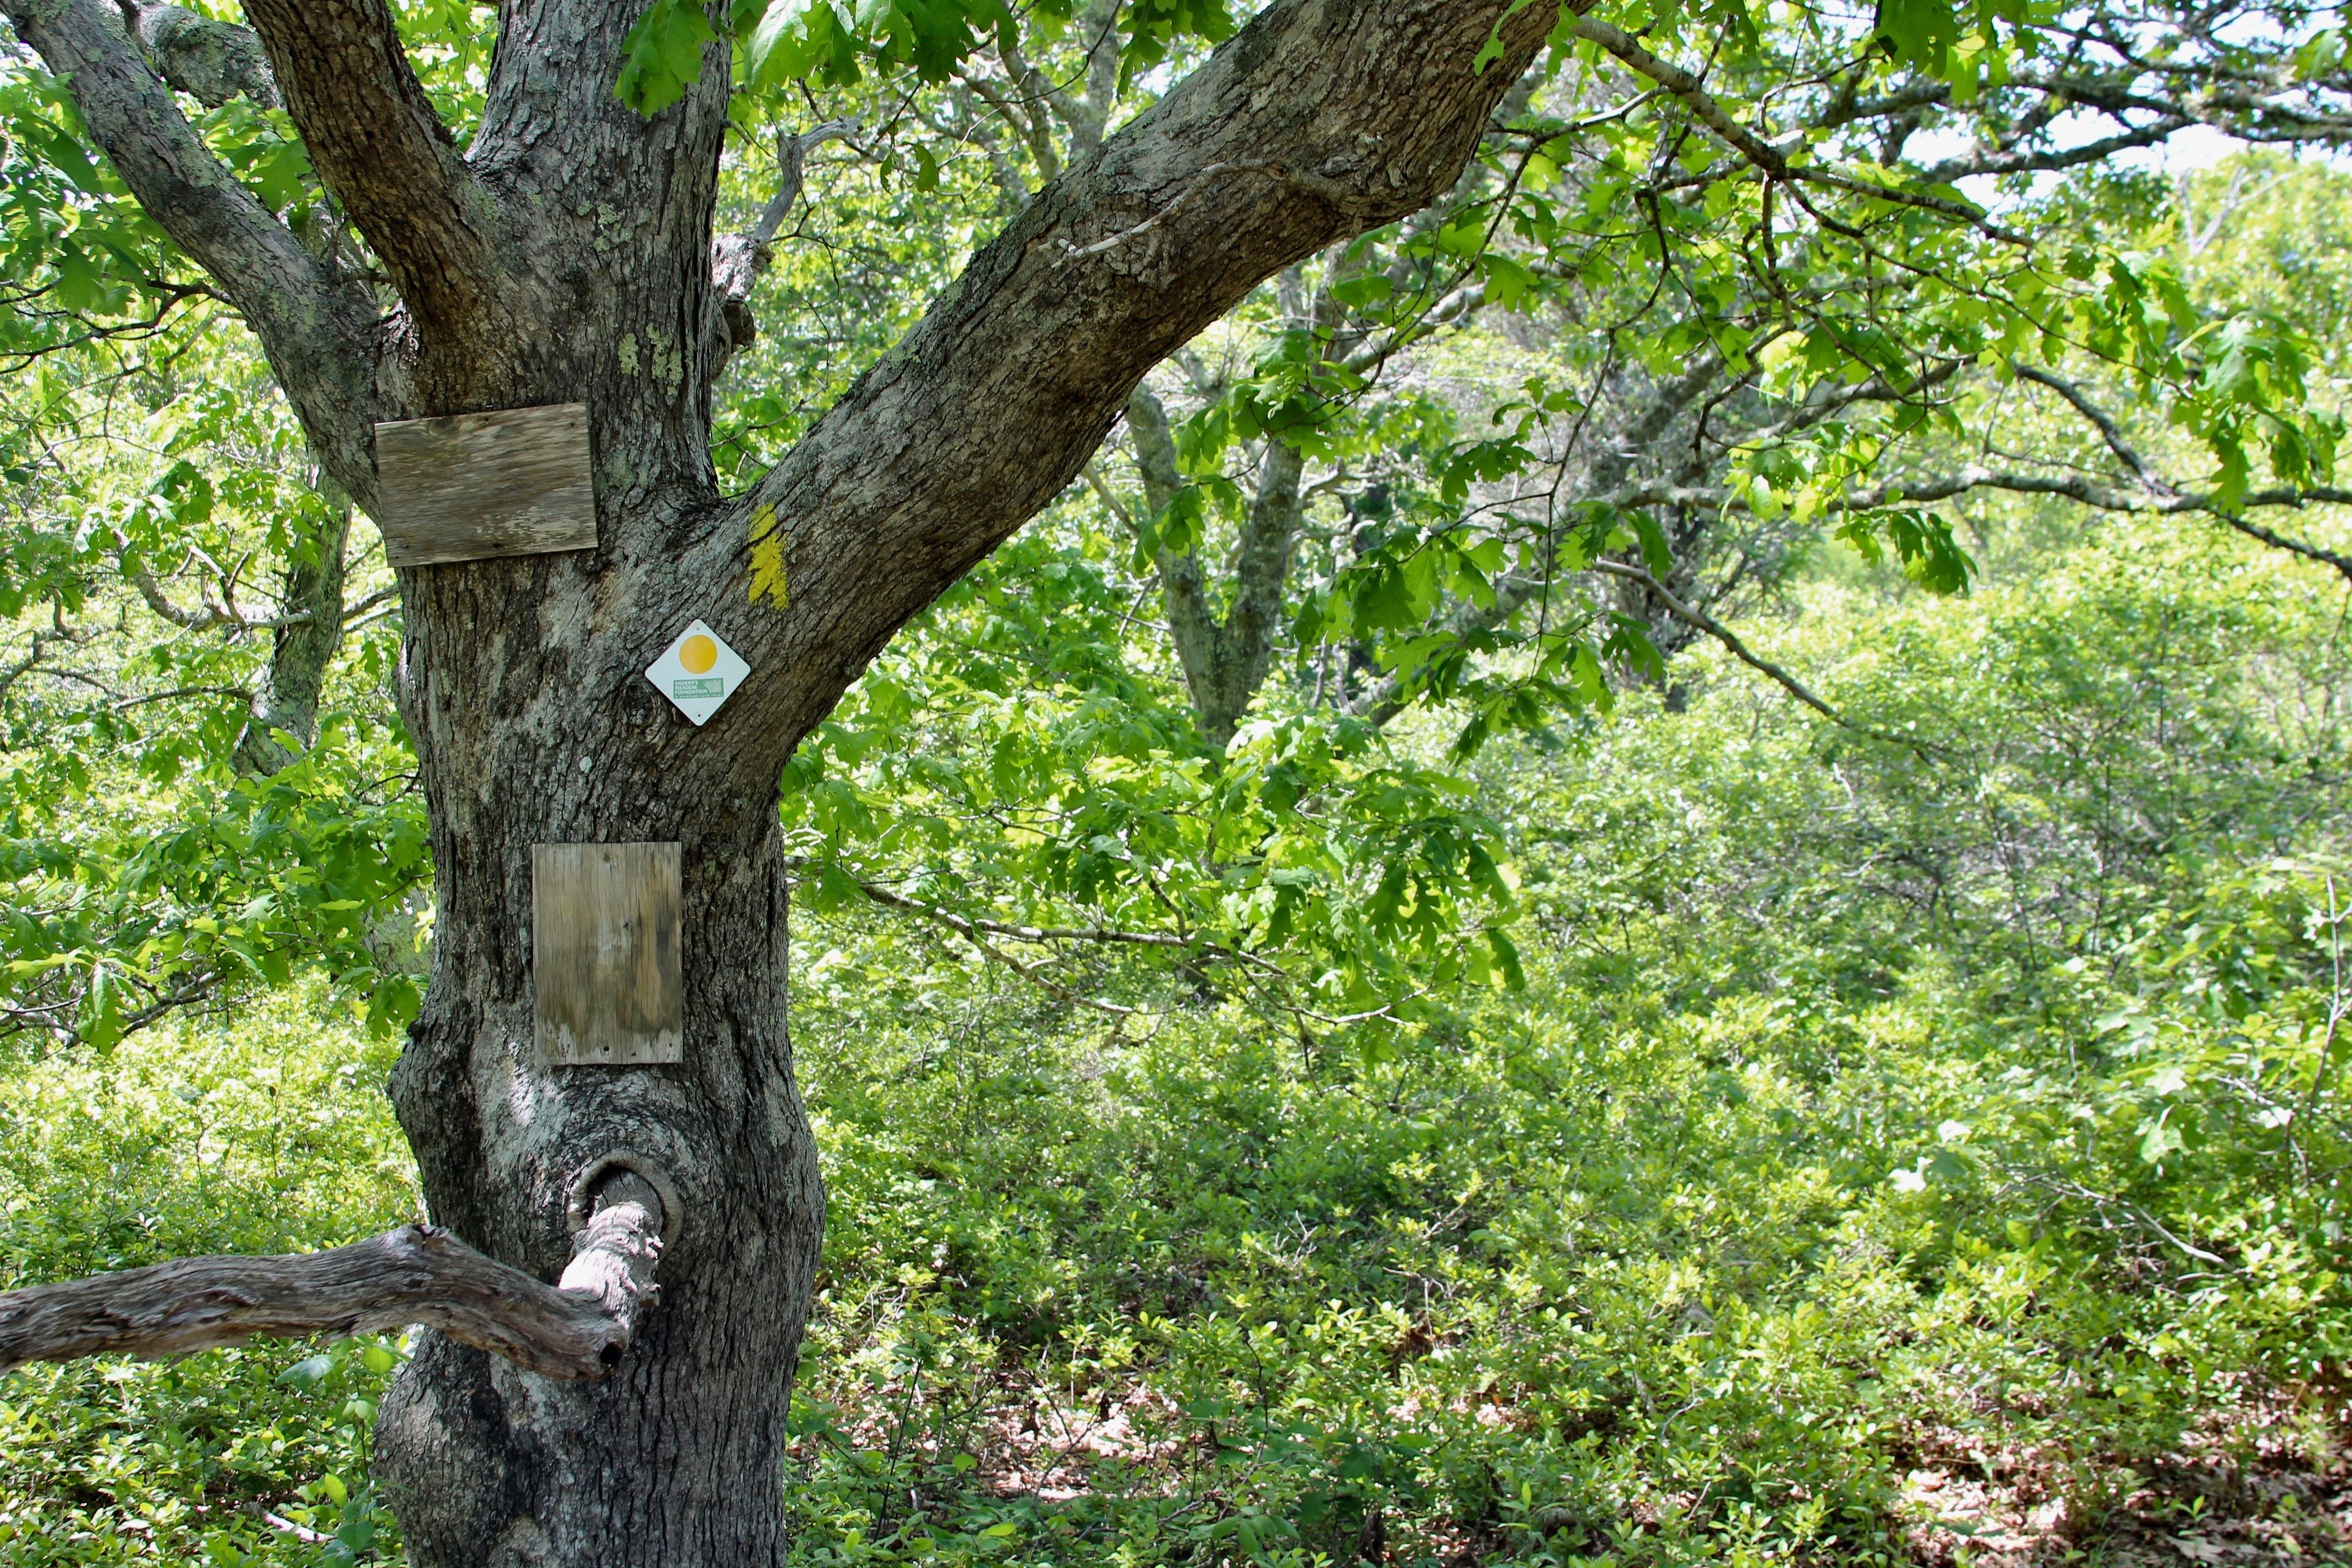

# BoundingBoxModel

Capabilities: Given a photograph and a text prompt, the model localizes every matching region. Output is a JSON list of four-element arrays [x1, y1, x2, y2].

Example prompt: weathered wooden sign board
[[374, 402, 597, 568], [532, 842, 683, 1067]]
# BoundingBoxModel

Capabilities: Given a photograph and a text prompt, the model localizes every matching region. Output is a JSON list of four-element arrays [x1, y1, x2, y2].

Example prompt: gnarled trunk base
[[377, 714, 823, 1564]]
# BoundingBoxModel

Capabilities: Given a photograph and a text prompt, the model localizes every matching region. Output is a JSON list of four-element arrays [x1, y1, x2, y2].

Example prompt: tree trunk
[[373, 510, 822, 1564], [354, 51, 826, 1553], [1, 0, 1559, 1561], [377, 788, 821, 1566], [233, 495, 350, 775], [1128, 380, 1306, 748]]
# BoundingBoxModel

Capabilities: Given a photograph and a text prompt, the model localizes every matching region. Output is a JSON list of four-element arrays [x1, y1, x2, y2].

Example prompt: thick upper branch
[[714, 0, 1563, 785], [1, 0, 384, 505], [0, 1203, 662, 1381], [239, 0, 500, 339], [121, 2, 278, 107]]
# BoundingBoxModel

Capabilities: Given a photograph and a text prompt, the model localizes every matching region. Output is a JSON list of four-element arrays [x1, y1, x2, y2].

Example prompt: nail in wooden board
[[532, 842, 683, 1067], [374, 403, 598, 568]]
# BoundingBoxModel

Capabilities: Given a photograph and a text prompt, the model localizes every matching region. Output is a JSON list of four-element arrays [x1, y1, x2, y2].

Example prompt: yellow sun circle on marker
[[679, 634, 718, 674]]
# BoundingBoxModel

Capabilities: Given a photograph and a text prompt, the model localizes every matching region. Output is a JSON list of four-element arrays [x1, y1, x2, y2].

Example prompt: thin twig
[[846, 879, 1147, 1016], [1590, 559, 1948, 755], [1570, 17, 2027, 247]]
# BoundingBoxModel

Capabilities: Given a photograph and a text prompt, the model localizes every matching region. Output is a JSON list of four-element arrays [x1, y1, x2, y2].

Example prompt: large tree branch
[[712, 0, 1566, 786], [239, 0, 500, 341], [1120, 257, 1340, 745], [1605, 466, 2352, 584], [1894, 470, 2352, 582], [1916, 116, 2189, 184], [0, 1192, 662, 1381], [2010, 362, 2166, 487], [2, 0, 383, 505], [233, 497, 352, 775], [1820, 61, 2352, 170], [1990, 365, 2352, 583], [118, 2, 277, 106], [1124, 368, 1308, 745]]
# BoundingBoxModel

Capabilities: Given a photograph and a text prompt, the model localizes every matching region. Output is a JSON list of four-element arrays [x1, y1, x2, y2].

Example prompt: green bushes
[[776, 524, 2352, 1565], [2, 520, 2348, 1565], [778, 940, 2345, 1564], [0, 986, 412, 1566]]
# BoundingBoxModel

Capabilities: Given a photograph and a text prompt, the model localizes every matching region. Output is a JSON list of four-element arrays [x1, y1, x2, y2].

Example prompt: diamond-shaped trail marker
[[646, 619, 749, 726]]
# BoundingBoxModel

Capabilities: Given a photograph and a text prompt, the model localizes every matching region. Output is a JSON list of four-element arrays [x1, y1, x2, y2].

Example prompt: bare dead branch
[[753, 119, 864, 247], [0, 1200, 662, 1381], [722, 0, 1562, 778], [709, 119, 866, 379]]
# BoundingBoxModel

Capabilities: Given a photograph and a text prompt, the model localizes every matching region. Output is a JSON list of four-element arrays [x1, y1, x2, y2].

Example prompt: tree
[[8, 0, 2352, 1561], [0, 1, 1559, 1561]]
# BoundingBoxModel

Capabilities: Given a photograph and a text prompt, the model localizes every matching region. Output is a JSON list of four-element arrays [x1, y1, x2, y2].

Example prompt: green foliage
[[770, 516, 2352, 1567], [0, 984, 415, 1566], [2171, 154, 2352, 364], [1, 720, 431, 1046], [9, 2, 2352, 1561], [618, 0, 1237, 113], [6, 508, 2352, 1564], [0, 315, 424, 1047], [0, 60, 429, 1046], [782, 526, 1525, 1024]]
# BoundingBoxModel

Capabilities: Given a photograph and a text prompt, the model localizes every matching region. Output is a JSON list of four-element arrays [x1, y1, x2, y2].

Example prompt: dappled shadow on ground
[[790, 1357, 2348, 1567]]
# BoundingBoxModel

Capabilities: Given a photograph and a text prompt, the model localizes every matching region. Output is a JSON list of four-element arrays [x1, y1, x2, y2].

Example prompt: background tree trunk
[[232, 496, 350, 775]]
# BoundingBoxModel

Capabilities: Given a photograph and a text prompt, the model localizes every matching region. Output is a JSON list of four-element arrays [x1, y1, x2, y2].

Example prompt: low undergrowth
[[776, 962, 2352, 1568], [4, 532, 2351, 1566], [774, 535, 2352, 1566], [0, 986, 413, 1567]]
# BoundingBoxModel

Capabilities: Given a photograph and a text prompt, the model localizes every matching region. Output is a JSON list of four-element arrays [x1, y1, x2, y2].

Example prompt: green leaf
[[616, 0, 720, 115]]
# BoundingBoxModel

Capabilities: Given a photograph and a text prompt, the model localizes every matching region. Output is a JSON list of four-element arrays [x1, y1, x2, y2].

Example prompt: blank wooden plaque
[[532, 842, 683, 1067], [374, 402, 598, 568]]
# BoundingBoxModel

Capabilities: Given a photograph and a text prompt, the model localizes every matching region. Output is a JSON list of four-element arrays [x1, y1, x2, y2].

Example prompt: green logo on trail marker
[[646, 619, 749, 726]]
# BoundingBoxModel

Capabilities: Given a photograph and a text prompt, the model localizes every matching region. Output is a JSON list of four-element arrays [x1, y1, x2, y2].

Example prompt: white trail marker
[[646, 619, 748, 726]]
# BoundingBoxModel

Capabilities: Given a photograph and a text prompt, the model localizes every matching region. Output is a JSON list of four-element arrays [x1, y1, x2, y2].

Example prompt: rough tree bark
[[0, 1177, 663, 1379], [0, 0, 1559, 1561]]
